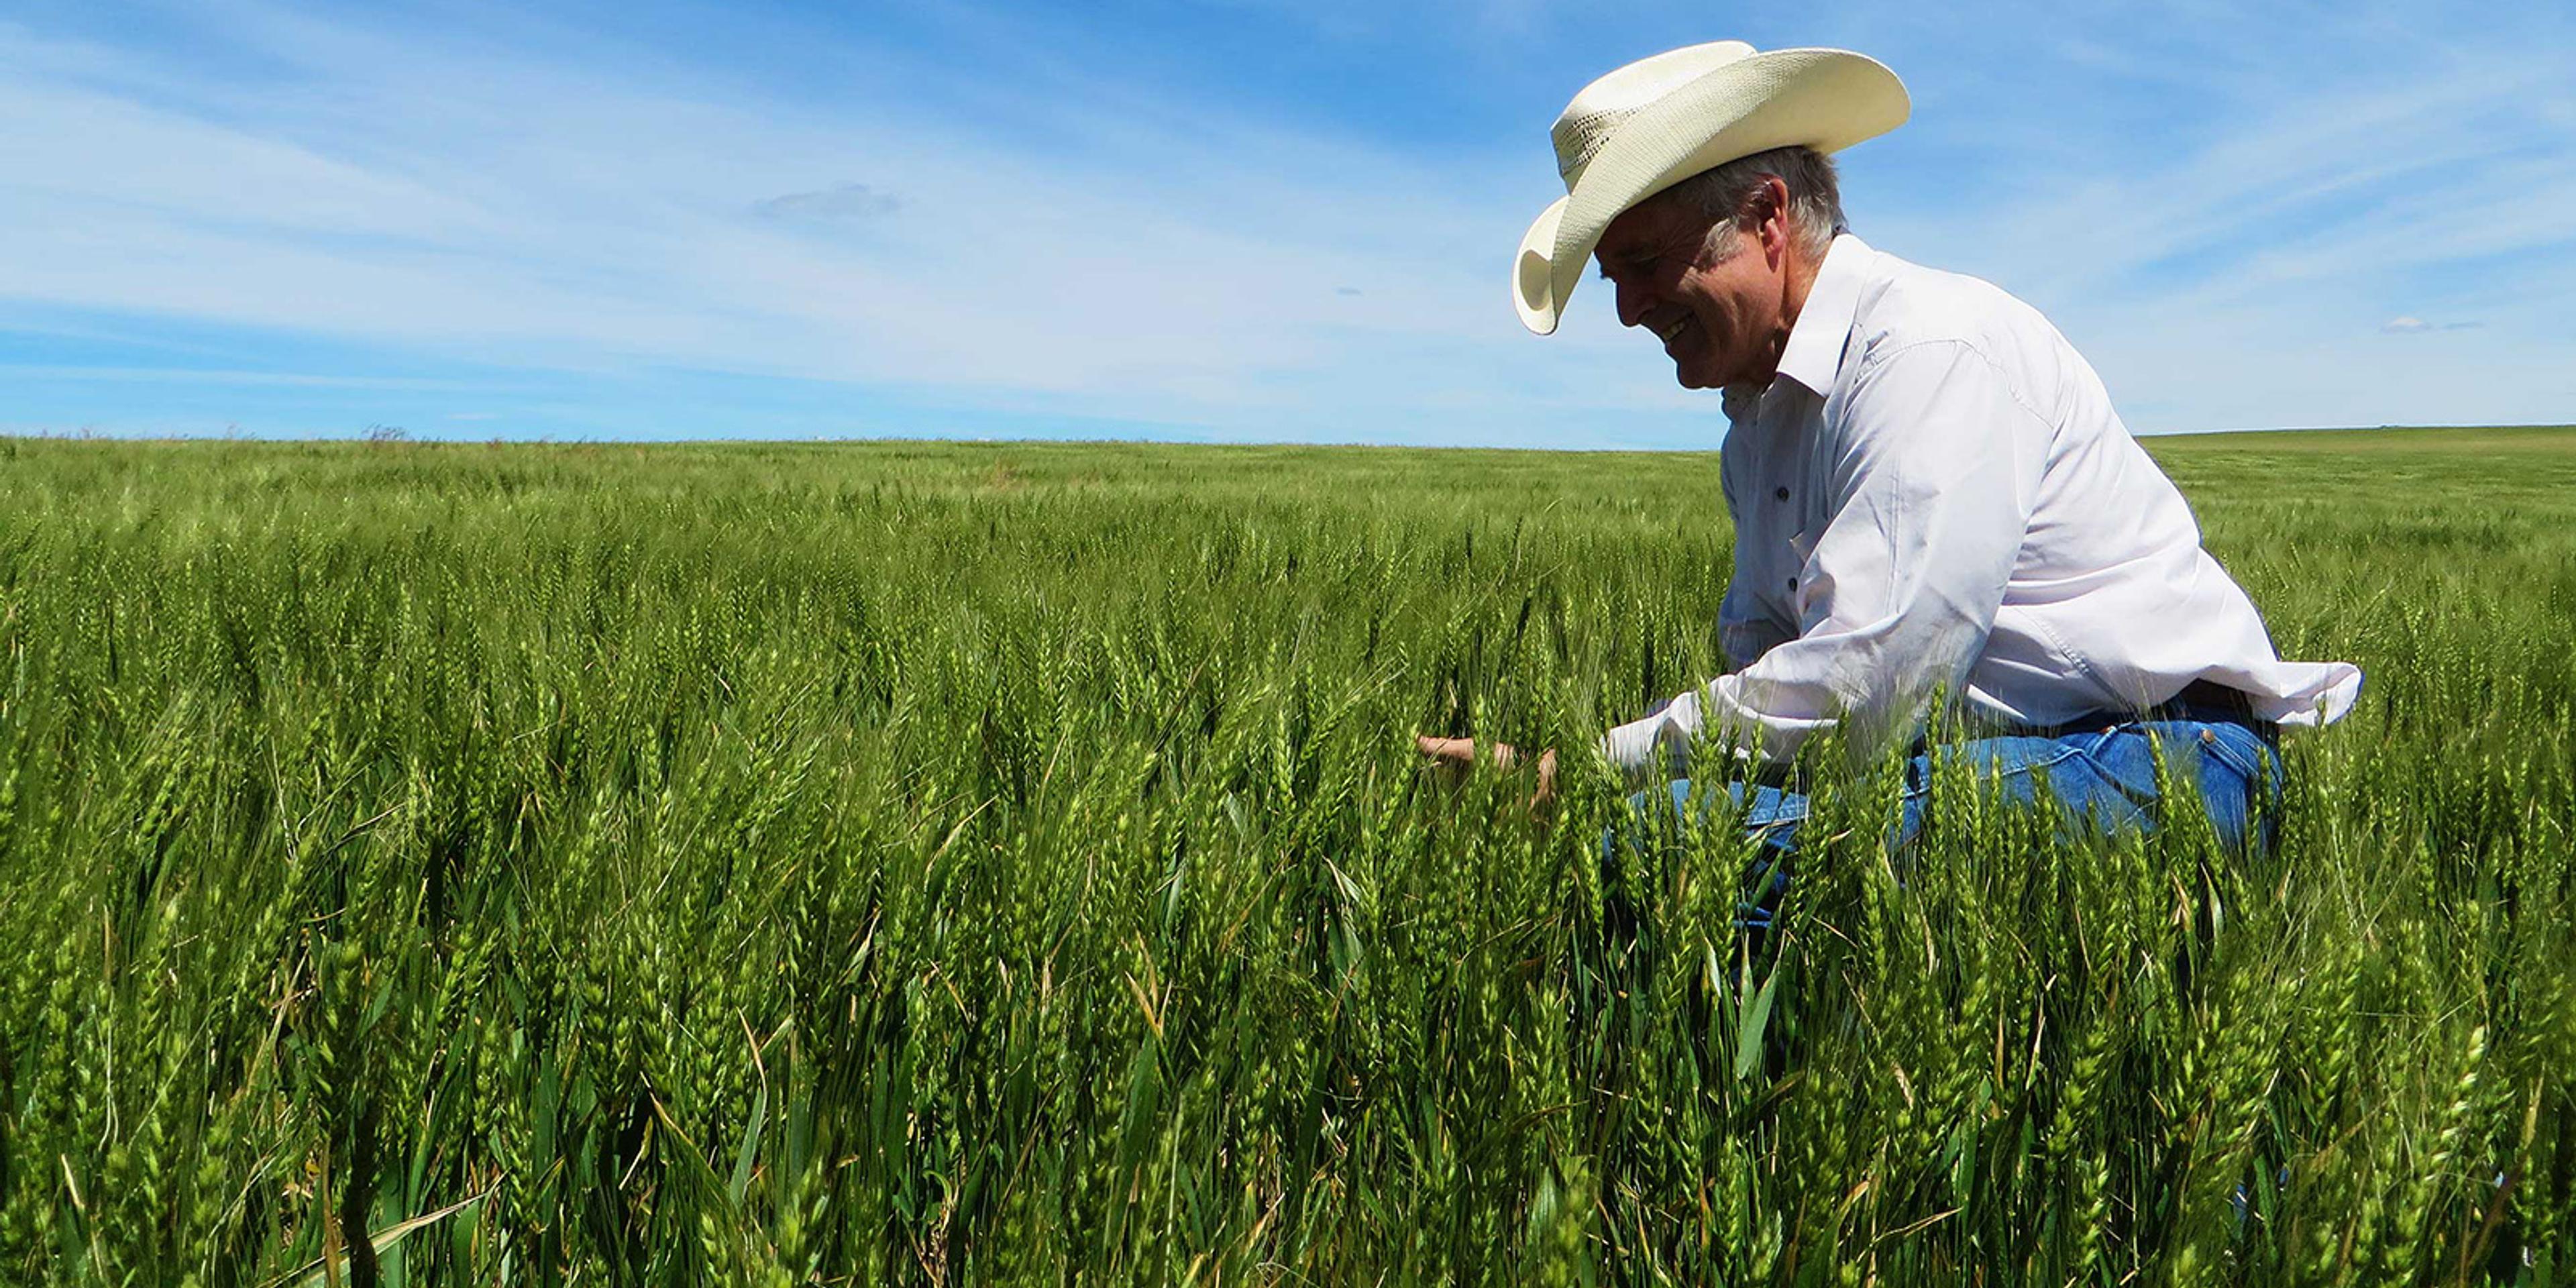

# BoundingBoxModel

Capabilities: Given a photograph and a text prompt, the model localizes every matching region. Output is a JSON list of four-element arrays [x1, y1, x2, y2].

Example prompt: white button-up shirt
[[1601, 234, 2362, 780]]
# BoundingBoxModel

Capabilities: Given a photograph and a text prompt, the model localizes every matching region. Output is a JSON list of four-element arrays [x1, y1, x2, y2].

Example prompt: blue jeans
[[1611, 718, 2286, 931]]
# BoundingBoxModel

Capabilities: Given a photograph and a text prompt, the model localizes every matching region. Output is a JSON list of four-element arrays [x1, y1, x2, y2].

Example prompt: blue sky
[[4, 0, 2571, 447]]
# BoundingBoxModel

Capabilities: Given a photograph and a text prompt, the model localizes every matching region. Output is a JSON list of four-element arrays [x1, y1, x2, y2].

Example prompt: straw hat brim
[[1513, 48, 1907, 335]]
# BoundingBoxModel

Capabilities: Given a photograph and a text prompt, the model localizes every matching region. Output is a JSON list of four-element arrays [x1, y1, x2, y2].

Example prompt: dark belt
[[2014, 680, 2279, 742]]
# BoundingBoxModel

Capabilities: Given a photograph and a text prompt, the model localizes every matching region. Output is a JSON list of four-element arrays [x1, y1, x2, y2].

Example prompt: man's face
[[1592, 195, 1786, 390]]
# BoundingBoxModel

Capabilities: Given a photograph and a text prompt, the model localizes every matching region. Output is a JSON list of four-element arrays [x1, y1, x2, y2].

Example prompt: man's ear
[[1752, 174, 1793, 267]]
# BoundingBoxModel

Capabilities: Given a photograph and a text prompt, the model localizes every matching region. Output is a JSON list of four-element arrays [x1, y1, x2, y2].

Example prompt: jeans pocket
[[2190, 722, 2273, 785], [2053, 733, 2157, 829]]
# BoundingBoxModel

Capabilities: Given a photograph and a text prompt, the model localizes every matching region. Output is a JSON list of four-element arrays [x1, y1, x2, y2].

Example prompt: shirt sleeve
[[1600, 339, 2048, 782]]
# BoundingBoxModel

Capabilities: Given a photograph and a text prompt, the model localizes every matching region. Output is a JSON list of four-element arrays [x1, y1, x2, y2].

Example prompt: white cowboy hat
[[1513, 42, 1909, 335]]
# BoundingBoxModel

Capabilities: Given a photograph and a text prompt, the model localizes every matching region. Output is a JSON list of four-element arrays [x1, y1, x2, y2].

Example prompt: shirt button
[[1786, 577, 1797, 590], [1774, 486, 1790, 500]]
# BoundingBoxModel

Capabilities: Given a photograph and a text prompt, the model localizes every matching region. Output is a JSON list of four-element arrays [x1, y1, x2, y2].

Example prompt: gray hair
[[1646, 144, 1846, 265]]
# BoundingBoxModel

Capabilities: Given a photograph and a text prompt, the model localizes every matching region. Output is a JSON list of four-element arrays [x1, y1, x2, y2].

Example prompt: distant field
[[1, 427, 2570, 1284]]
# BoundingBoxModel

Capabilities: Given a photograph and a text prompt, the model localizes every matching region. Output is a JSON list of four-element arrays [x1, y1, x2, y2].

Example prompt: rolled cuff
[[1599, 712, 1670, 783], [1597, 692, 1741, 788]]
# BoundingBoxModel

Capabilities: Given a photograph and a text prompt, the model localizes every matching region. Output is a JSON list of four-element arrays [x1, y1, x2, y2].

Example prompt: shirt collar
[[1770, 233, 1871, 397]]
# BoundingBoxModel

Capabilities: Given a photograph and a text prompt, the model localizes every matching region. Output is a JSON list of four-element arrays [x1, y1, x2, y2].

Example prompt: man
[[1419, 41, 2361, 854]]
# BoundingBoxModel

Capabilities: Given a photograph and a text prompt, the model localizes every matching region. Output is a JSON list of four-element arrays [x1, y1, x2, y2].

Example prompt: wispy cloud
[[750, 184, 904, 224], [0, 364, 494, 391], [2381, 317, 2486, 335]]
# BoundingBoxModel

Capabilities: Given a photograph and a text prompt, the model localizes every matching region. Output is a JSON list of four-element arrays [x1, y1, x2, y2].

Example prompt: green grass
[[0, 427, 2570, 1285]]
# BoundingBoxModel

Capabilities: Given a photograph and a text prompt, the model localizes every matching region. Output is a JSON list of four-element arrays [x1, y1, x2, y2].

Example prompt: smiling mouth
[[1654, 316, 1691, 345]]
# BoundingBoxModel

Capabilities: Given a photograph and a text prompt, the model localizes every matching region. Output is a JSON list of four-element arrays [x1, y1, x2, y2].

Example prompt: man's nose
[[1614, 276, 1652, 329]]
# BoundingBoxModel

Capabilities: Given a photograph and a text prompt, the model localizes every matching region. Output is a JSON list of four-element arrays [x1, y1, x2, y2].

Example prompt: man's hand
[[1415, 735, 1558, 809]]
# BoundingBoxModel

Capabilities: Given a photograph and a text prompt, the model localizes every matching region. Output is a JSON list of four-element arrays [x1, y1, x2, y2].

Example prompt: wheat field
[[1, 429, 2569, 1285]]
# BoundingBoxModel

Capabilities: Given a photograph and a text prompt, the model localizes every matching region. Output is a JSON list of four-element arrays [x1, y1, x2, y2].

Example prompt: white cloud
[[2381, 316, 2432, 333], [750, 184, 904, 224], [0, 364, 491, 391]]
